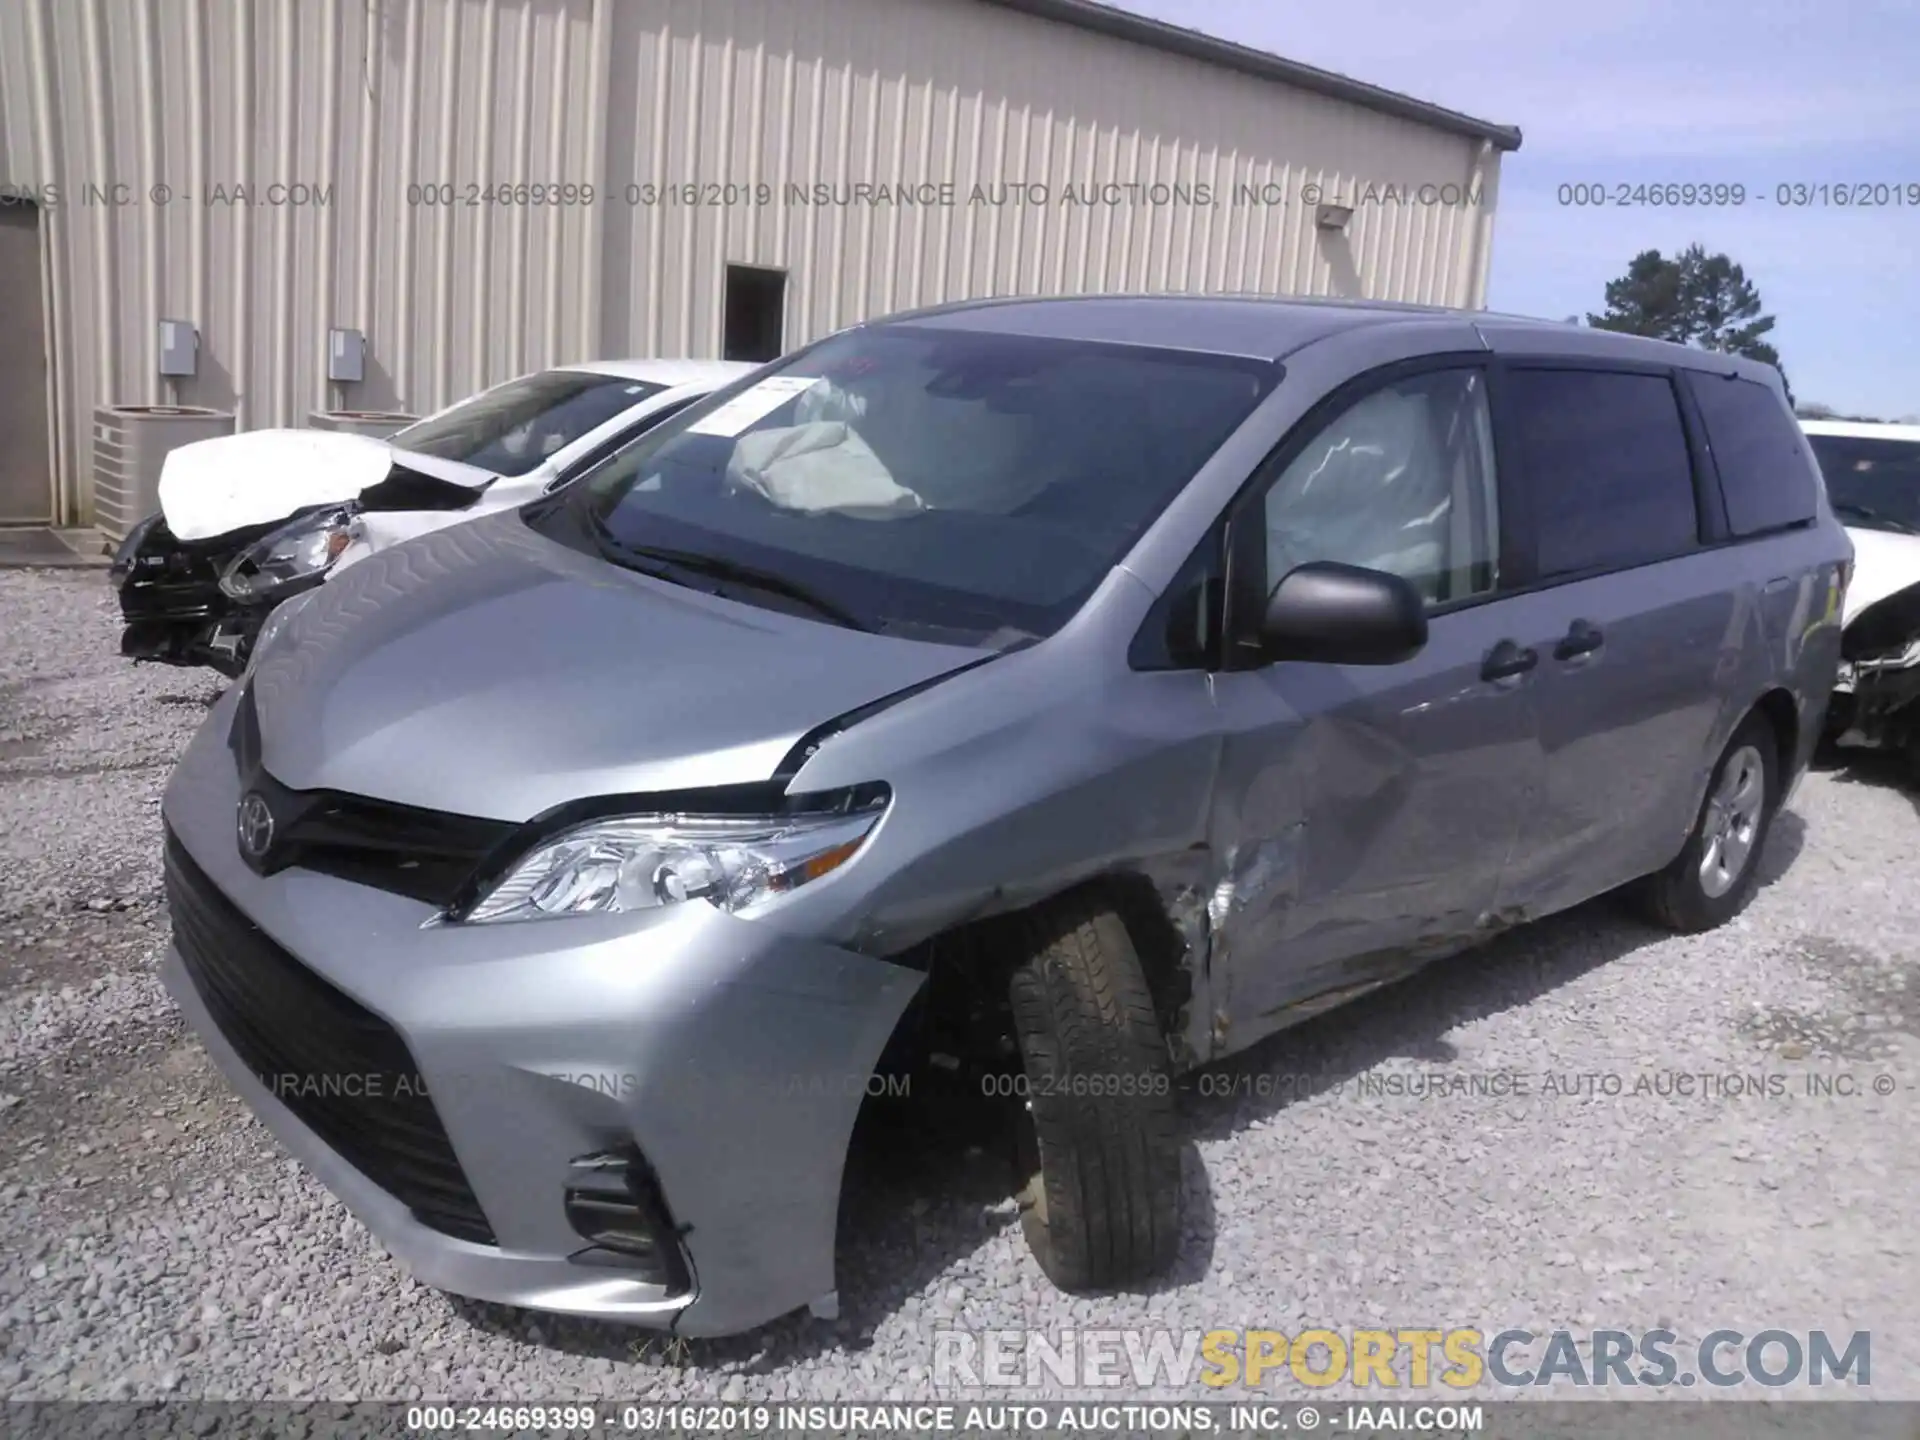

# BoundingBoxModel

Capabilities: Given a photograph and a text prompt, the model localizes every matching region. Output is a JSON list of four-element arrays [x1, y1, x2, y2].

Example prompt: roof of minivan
[[884, 294, 1784, 382], [1799, 418, 1920, 443]]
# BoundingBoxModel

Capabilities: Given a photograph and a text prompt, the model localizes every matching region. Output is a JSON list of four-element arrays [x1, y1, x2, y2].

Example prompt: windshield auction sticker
[[687, 374, 819, 437]]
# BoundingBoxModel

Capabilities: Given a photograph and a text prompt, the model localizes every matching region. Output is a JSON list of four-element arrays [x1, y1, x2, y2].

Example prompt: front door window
[[1261, 368, 1500, 606]]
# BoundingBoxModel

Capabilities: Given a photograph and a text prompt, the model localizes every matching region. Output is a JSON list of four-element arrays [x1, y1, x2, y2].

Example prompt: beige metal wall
[[0, 0, 1505, 525]]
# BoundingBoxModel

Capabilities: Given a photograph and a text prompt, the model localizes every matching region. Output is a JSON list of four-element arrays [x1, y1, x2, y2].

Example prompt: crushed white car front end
[[113, 362, 755, 676], [1831, 544, 1920, 764], [1801, 420, 1920, 767]]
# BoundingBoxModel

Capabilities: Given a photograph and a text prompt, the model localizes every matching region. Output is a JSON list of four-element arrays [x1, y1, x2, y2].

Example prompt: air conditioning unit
[[91, 404, 237, 542], [307, 409, 419, 440]]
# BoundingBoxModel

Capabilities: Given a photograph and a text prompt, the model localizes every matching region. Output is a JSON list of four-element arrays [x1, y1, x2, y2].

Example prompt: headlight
[[219, 505, 362, 601], [461, 799, 887, 924]]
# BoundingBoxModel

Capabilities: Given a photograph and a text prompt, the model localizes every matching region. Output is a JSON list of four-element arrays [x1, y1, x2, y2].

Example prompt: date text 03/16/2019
[[1558, 181, 1920, 207]]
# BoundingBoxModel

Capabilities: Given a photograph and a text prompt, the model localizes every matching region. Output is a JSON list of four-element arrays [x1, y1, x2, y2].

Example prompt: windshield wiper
[[587, 518, 874, 632], [1832, 501, 1918, 535]]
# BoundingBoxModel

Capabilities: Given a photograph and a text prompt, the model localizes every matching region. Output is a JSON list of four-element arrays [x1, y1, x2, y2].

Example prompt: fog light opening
[[561, 1147, 693, 1295]]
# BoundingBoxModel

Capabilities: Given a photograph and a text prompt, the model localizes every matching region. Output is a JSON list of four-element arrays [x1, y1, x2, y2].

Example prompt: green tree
[[1797, 403, 1886, 423], [1586, 244, 1790, 401]]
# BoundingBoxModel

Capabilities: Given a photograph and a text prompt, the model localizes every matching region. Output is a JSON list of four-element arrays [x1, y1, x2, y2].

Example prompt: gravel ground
[[1, 566, 1915, 1406]]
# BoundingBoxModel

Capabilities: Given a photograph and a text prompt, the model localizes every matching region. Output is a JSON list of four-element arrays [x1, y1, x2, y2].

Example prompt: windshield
[[1805, 433, 1920, 533], [533, 325, 1276, 642], [390, 371, 668, 477]]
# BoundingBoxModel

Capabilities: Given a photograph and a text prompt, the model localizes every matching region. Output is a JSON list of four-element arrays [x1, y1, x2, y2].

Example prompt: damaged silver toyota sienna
[[161, 296, 1849, 1337]]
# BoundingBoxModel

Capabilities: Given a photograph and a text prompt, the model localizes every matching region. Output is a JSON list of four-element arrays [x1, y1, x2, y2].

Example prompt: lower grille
[[165, 832, 497, 1245]]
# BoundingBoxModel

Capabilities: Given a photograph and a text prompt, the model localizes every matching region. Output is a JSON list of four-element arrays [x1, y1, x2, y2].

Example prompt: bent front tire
[[1007, 891, 1181, 1291], [1635, 712, 1779, 933]]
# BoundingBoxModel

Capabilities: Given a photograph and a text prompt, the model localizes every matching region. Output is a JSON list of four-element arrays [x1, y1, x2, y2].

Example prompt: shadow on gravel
[[1815, 746, 1920, 818], [440, 815, 1812, 1371], [1754, 806, 1807, 886]]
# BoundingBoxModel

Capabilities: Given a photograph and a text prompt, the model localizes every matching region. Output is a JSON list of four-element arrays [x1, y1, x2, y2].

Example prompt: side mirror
[[1259, 560, 1428, 665]]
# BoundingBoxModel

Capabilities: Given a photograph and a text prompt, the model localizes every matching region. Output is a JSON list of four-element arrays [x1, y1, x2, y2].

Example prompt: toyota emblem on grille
[[236, 791, 275, 860]]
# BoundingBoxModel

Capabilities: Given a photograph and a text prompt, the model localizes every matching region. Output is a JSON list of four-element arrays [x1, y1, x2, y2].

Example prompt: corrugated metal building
[[0, 0, 1520, 527]]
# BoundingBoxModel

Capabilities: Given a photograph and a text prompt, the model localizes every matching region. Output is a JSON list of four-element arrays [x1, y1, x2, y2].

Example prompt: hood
[[158, 428, 501, 542], [245, 510, 992, 820], [1842, 525, 1920, 626]]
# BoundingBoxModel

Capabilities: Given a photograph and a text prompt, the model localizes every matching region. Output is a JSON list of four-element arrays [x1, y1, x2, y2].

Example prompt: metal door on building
[[0, 202, 54, 524]]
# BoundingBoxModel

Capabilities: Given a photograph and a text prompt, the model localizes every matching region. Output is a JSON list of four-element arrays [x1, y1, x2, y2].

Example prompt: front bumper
[[122, 610, 269, 677], [114, 514, 321, 677], [1831, 659, 1920, 755], [160, 690, 924, 1335]]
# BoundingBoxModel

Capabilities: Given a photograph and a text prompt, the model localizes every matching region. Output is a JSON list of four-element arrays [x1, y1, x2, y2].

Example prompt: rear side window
[[1685, 373, 1817, 537], [1506, 368, 1698, 578]]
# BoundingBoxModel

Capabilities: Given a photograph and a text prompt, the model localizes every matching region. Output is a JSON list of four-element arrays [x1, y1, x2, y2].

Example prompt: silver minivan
[[161, 296, 1849, 1337]]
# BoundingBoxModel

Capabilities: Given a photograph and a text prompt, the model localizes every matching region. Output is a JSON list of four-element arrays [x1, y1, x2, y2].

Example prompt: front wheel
[[1006, 891, 1181, 1291], [1632, 713, 1778, 932]]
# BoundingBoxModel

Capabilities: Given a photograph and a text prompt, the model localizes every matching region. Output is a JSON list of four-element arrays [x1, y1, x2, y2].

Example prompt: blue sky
[[1120, 0, 1920, 419]]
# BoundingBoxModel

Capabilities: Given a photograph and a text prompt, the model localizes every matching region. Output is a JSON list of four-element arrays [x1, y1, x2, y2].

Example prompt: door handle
[[1553, 619, 1605, 661], [1481, 638, 1538, 682]]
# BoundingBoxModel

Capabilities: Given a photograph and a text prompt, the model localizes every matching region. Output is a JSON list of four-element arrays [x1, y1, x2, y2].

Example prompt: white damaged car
[[110, 359, 754, 674], [1801, 418, 1920, 771]]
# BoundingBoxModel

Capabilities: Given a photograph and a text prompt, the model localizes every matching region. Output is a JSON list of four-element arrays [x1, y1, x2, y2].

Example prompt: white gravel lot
[[1, 566, 1915, 1407]]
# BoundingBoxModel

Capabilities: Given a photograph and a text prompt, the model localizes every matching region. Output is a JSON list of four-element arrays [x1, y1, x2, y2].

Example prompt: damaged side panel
[[780, 640, 1230, 1069], [778, 589, 1548, 1073], [1116, 848, 1218, 1070], [1203, 600, 1545, 1056]]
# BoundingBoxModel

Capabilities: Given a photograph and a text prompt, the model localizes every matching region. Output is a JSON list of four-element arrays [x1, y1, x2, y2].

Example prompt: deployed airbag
[[724, 422, 925, 518]]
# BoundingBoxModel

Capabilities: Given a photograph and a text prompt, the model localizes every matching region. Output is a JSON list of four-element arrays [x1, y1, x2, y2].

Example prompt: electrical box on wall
[[327, 328, 366, 384], [158, 319, 197, 377]]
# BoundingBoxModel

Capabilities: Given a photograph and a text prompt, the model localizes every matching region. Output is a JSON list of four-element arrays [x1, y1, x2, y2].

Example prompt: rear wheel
[[1005, 891, 1181, 1291], [1633, 712, 1778, 933]]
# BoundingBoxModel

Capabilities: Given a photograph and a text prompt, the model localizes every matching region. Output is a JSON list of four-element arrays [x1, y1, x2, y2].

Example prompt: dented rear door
[[1207, 600, 1543, 1044]]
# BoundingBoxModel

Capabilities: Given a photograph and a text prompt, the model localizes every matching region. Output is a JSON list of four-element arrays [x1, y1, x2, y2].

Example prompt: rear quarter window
[[1684, 372, 1818, 537], [1505, 368, 1699, 578]]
